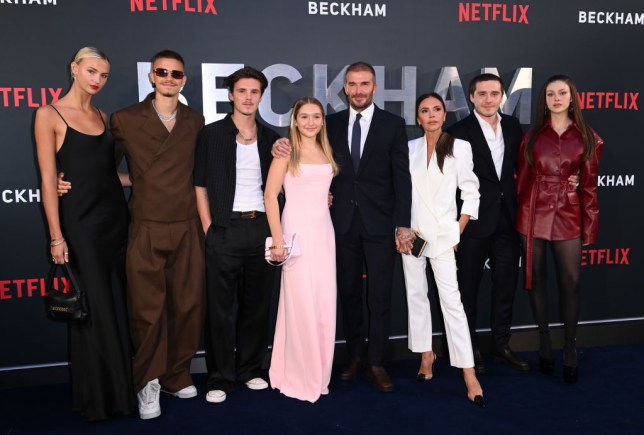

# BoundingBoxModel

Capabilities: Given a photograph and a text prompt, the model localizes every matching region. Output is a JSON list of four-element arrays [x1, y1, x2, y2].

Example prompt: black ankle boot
[[537, 330, 554, 375]]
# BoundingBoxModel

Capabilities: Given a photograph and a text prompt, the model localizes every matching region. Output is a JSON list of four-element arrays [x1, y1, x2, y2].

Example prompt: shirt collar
[[473, 108, 500, 130], [350, 103, 375, 123], [540, 117, 580, 134]]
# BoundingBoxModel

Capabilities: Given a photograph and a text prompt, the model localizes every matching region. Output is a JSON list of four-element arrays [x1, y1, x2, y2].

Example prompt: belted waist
[[536, 175, 569, 183], [231, 210, 265, 220]]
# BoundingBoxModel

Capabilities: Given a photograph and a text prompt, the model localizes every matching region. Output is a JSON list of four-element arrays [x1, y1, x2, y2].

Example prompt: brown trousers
[[126, 218, 205, 392]]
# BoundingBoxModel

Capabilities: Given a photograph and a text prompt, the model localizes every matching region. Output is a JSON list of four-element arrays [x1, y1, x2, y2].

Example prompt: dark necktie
[[351, 113, 362, 173]]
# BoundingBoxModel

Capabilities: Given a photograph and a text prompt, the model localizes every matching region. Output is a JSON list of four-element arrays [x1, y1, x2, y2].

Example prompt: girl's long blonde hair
[[288, 96, 339, 176]]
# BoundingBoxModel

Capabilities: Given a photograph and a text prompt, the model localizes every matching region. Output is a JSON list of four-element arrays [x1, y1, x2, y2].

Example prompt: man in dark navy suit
[[274, 62, 413, 392], [447, 73, 529, 373]]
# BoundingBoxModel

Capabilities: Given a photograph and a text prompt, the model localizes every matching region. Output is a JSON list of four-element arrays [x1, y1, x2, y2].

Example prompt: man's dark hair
[[150, 50, 185, 68], [345, 61, 376, 82], [223, 67, 269, 94], [468, 73, 505, 96]]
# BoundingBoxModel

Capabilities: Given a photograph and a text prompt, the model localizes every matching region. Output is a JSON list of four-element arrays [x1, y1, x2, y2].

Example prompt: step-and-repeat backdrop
[[1, 0, 642, 371]]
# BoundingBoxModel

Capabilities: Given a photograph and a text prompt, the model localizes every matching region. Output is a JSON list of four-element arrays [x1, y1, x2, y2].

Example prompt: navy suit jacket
[[327, 105, 411, 236], [447, 112, 523, 238]]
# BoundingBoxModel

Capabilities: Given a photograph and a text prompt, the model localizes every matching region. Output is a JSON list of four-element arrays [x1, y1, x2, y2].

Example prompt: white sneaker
[[137, 378, 161, 420], [163, 385, 197, 399], [206, 389, 227, 403], [245, 377, 269, 390]]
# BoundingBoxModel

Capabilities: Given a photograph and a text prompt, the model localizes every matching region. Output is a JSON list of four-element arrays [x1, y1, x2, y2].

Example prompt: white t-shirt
[[232, 140, 265, 212]]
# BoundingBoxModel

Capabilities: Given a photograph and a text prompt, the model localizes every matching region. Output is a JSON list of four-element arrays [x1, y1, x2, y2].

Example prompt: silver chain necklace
[[152, 99, 177, 122], [237, 126, 257, 142]]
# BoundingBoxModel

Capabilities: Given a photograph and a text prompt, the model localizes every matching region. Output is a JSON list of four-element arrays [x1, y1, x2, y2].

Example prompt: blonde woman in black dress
[[35, 47, 134, 421]]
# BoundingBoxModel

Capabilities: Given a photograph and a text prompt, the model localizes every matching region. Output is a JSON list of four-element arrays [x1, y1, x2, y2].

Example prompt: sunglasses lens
[[154, 68, 169, 78], [154, 68, 184, 79]]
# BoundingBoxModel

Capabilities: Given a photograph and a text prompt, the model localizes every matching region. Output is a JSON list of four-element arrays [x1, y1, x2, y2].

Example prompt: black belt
[[231, 210, 265, 220]]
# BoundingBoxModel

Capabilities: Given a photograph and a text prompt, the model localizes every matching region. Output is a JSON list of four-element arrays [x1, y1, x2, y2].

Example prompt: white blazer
[[408, 136, 480, 258]]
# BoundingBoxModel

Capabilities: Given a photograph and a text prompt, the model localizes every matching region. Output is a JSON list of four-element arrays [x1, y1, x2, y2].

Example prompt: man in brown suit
[[114, 50, 205, 420]]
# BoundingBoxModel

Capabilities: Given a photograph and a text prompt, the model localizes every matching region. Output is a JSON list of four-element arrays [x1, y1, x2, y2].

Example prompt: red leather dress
[[516, 120, 603, 288]]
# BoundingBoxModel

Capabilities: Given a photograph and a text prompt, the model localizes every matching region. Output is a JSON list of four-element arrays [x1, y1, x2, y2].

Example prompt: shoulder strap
[[95, 107, 107, 127], [50, 105, 69, 127]]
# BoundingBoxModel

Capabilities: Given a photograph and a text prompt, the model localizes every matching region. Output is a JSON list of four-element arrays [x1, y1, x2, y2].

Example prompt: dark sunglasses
[[153, 68, 185, 79]]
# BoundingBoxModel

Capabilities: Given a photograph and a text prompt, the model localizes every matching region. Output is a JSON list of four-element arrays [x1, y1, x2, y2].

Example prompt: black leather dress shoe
[[473, 349, 487, 374], [563, 365, 578, 384], [492, 347, 530, 371], [366, 365, 395, 392], [539, 357, 555, 375], [339, 358, 363, 381]]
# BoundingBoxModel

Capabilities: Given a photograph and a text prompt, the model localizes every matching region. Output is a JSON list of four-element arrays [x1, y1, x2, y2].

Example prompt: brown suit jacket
[[112, 93, 205, 222]]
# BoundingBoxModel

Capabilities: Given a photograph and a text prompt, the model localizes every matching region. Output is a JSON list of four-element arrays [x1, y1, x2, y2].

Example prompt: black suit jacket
[[193, 114, 280, 228], [447, 112, 522, 238], [327, 105, 411, 236]]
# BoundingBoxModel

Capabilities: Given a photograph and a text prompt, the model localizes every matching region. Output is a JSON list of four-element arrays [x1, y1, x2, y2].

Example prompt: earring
[[569, 104, 573, 113], [71, 73, 75, 80]]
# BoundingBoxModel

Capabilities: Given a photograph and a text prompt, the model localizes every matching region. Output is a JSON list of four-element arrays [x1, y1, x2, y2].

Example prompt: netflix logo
[[578, 92, 639, 110], [0, 87, 62, 108], [458, 2, 529, 24], [130, 0, 217, 15], [0, 276, 69, 301], [581, 248, 630, 266]]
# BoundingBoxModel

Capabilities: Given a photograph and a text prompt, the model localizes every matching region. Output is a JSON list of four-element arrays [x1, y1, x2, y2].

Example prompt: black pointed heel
[[563, 365, 578, 384], [416, 352, 436, 382], [539, 357, 555, 375], [470, 395, 485, 407]]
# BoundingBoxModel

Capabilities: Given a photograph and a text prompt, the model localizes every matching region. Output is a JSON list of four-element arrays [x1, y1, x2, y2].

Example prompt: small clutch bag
[[264, 233, 301, 266], [44, 262, 88, 322], [410, 233, 427, 258]]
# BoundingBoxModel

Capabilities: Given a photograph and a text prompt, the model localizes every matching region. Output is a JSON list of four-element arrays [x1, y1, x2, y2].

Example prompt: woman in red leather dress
[[516, 75, 603, 384]]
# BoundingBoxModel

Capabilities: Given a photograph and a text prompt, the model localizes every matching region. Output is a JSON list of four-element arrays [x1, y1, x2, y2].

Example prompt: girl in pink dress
[[265, 97, 339, 402]]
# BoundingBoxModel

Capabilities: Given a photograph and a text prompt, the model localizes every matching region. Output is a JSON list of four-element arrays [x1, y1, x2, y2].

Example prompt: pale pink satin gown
[[269, 163, 336, 403]]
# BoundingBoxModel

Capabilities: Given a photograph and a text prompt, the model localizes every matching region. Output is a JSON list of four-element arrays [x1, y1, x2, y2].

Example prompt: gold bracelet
[[50, 238, 66, 247], [269, 245, 287, 250]]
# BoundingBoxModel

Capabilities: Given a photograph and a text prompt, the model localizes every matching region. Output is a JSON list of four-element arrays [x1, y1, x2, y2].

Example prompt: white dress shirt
[[473, 110, 504, 179], [347, 103, 375, 157]]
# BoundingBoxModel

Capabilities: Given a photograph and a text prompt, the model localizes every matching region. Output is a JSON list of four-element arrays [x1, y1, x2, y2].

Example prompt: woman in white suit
[[402, 93, 484, 406]]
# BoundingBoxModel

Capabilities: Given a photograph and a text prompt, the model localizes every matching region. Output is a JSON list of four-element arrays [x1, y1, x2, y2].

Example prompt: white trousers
[[401, 249, 474, 368]]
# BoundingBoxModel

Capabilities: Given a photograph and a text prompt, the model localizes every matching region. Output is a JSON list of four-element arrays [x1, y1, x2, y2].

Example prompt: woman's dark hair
[[415, 92, 454, 173], [524, 74, 596, 166]]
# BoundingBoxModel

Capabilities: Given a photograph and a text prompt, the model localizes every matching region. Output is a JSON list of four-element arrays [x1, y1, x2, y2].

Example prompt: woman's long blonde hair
[[288, 96, 339, 176]]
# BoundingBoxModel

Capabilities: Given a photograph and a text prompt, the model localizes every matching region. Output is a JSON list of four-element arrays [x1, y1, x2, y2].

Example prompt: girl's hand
[[270, 247, 288, 263]]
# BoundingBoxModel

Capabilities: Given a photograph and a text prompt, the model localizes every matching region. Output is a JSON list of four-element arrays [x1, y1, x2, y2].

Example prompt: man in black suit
[[447, 73, 529, 373], [328, 62, 413, 392], [274, 62, 413, 392]]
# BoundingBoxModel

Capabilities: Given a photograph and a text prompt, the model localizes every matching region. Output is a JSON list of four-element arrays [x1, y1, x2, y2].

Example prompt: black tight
[[521, 236, 581, 366]]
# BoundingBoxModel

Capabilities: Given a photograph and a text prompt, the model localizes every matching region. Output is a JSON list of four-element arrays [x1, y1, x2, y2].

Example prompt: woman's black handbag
[[44, 262, 88, 321]]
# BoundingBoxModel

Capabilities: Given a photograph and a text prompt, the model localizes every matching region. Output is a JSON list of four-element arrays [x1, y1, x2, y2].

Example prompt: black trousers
[[456, 206, 519, 351], [336, 209, 396, 366], [204, 215, 275, 392]]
